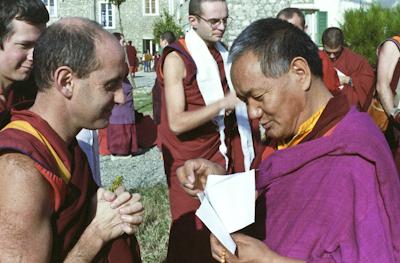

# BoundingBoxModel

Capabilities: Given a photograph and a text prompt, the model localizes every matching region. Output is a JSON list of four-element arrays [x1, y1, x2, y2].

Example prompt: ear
[[188, 15, 198, 29], [289, 57, 311, 91], [53, 66, 74, 99]]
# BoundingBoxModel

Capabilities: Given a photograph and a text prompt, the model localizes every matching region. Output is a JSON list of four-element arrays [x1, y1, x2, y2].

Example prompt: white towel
[[185, 29, 254, 171]]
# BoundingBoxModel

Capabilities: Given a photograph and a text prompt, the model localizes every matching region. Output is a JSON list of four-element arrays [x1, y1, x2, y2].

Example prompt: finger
[[122, 223, 139, 235], [114, 185, 126, 195], [121, 214, 143, 225], [97, 188, 117, 202], [119, 201, 144, 215], [210, 234, 225, 262], [177, 166, 194, 189], [110, 191, 132, 209]]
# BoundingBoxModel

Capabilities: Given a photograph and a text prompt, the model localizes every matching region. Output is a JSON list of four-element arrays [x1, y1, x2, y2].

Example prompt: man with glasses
[[156, 0, 257, 261], [322, 27, 375, 111]]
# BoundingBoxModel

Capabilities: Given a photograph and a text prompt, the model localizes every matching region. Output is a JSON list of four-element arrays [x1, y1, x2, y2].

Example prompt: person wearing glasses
[[322, 27, 375, 111], [156, 0, 258, 262]]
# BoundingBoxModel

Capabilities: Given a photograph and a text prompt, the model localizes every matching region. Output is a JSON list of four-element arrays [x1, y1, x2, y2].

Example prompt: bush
[[341, 4, 400, 66], [153, 10, 183, 44]]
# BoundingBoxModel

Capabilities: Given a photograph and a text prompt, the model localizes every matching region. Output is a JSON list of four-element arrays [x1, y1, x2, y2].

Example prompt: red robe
[[332, 47, 376, 111], [319, 50, 340, 92], [126, 44, 138, 74], [158, 39, 253, 262], [0, 110, 141, 262]]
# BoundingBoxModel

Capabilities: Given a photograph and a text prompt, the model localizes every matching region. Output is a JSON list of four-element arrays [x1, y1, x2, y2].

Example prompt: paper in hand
[[195, 169, 255, 254]]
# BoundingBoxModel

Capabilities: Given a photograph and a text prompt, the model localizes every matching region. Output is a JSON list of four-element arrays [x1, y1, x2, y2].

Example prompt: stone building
[[41, 0, 374, 56]]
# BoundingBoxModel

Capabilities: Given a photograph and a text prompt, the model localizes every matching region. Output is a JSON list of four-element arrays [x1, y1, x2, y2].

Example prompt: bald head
[[277, 7, 306, 31], [33, 17, 120, 91]]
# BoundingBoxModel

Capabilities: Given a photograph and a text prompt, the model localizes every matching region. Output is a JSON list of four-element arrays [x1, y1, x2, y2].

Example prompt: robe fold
[[332, 47, 375, 111], [0, 109, 141, 262], [256, 107, 400, 262]]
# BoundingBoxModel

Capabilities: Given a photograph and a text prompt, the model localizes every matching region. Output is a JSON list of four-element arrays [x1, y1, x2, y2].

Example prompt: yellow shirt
[[277, 107, 325, 150]]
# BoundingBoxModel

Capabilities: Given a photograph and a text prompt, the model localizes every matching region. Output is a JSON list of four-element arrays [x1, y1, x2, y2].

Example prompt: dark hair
[[160, 31, 176, 44], [229, 18, 322, 78], [0, 0, 49, 48], [322, 27, 344, 48], [189, 0, 225, 16], [112, 32, 123, 41], [33, 18, 106, 90], [276, 7, 305, 30]]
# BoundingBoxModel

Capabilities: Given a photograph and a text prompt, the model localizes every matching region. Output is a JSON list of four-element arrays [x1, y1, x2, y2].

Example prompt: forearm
[[168, 99, 225, 135], [64, 222, 105, 263], [377, 82, 395, 115]]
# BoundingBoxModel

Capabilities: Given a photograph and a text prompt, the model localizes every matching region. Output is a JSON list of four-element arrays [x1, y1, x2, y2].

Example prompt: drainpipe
[[93, 0, 97, 21]]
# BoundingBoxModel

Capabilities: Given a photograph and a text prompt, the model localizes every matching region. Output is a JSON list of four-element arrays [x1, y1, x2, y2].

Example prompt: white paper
[[196, 170, 256, 254], [196, 194, 237, 253]]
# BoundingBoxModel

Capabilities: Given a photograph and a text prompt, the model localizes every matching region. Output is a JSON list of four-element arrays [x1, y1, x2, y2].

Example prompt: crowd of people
[[0, 0, 399, 262]]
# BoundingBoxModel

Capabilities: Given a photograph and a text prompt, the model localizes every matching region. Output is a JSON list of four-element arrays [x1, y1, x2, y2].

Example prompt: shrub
[[341, 4, 400, 66], [153, 10, 183, 44]]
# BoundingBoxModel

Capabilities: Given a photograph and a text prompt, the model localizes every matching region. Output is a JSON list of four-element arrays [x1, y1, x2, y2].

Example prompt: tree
[[153, 10, 183, 44], [109, 0, 126, 34], [341, 4, 400, 66]]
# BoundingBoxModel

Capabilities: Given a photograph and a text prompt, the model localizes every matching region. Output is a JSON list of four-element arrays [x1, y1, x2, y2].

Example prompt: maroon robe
[[0, 109, 141, 262], [332, 47, 375, 111], [319, 50, 340, 92], [158, 39, 250, 262]]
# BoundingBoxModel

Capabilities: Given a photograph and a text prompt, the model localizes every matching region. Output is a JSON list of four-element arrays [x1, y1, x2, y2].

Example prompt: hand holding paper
[[196, 169, 255, 254]]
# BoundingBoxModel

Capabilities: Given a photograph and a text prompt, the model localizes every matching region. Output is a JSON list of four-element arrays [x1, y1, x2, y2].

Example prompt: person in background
[[276, 7, 340, 93], [322, 27, 375, 111], [157, 0, 258, 261], [376, 34, 400, 170]]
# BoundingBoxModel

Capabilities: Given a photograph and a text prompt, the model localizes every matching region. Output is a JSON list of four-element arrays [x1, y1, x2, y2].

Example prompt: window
[[143, 0, 159, 16], [41, 0, 57, 17], [98, 1, 115, 29]]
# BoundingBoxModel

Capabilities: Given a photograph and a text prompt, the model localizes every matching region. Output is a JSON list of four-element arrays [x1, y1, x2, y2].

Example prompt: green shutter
[[316, 11, 327, 46]]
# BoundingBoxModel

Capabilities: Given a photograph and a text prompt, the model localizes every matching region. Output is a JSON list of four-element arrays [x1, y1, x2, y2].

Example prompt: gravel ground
[[100, 146, 167, 189], [99, 71, 167, 189]]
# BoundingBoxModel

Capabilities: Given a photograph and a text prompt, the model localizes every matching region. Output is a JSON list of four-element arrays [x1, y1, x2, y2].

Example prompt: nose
[[216, 20, 226, 31], [27, 48, 34, 61], [114, 85, 125, 104], [247, 100, 263, 120]]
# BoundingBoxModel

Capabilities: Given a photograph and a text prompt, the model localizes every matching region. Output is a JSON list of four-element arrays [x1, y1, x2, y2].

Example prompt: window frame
[[98, 1, 116, 29], [143, 0, 160, 16]]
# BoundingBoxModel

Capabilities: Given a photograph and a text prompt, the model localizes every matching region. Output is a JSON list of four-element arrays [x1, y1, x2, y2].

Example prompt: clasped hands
[[92, 186, 144, 242]]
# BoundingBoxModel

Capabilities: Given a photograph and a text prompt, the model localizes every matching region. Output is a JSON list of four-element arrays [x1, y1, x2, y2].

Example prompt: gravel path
[[100, 147, 167, 189], [99, 71, 167, 189]]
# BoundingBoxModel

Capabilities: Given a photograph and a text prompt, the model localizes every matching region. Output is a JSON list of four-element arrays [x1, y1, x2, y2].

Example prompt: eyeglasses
[[195, 14, 231, 29]]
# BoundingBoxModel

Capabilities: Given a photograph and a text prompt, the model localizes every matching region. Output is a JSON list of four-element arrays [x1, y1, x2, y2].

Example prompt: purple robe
[[257, 108, 400, 262]]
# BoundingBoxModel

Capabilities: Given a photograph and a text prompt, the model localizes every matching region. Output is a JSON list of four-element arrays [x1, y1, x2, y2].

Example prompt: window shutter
[[317, 11, 327, 46]]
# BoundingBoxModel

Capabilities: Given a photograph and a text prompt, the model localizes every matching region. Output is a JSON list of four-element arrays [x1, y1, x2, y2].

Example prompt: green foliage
[[134, 184, 170, 263], [108, 175, 124, 192], [341, 4, 400, 66], [153, 10, 183, 44]]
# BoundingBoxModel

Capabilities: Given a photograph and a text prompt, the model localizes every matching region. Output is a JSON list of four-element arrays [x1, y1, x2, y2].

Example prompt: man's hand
[[210, 233, 305, 263], [220, 92, 240, 115], [176, 158, 226, 197], [92, 188, 144, 242]]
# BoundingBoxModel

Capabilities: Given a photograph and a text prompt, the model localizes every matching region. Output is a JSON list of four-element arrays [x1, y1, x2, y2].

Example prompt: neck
[[30, 92, 78, 144], [0, 75, 13, 96]]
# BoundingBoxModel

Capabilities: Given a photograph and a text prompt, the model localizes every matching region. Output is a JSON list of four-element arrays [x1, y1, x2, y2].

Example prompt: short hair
[[322, 27, 344, 48], [33, 18, 108, 91], [112, 32, 123, 41], [189, 0, 225, 16], [160, 31, 176, 44], [229, 18, 322, 79], [276, 7, 305, 30], [0, 0, 49, 48]]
